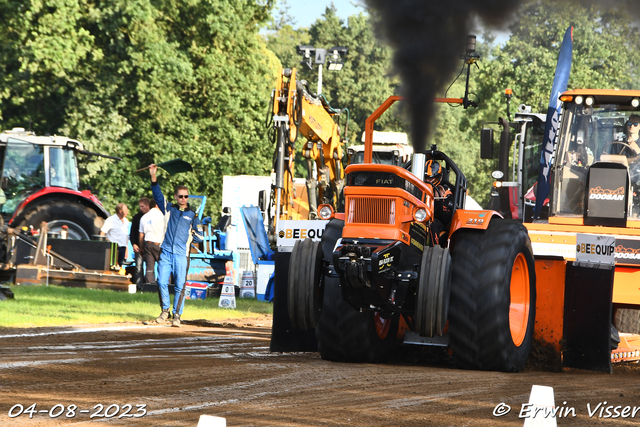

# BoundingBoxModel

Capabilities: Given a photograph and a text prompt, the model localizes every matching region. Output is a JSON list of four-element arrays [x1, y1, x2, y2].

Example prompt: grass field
[[0, 284, 273, 328]]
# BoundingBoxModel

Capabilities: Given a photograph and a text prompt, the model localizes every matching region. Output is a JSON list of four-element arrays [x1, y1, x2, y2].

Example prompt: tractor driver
[[425, 160, 454, 247], [624, 115, 640, 157], [608, 114, 640, 159], [624, 115, 640, 216]]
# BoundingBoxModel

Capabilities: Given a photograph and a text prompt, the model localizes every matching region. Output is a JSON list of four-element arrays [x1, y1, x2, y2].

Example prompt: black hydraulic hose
[[293, 89, 302, 128], [498, 117, 511, 179], [266, 91, 274, 129], [275, 127, 286, 190]]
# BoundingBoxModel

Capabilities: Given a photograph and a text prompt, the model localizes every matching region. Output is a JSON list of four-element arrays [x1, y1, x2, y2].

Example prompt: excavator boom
[[268, 68, 347, 241]]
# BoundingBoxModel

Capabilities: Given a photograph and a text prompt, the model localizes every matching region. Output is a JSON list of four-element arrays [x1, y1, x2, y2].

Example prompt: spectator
[[139, 199, 164, 285], [100, 203, 130, 267], [130, 197, 151, 288], [148, 164, 203, 327]]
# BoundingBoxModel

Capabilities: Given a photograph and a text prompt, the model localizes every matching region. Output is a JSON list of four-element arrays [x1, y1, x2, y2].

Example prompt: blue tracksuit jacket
[[151, 181, 203, 255]]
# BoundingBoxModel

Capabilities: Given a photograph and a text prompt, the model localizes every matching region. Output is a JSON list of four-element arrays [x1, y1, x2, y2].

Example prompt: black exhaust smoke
[[364, 0, 523, 152], [364, 0, 640, 153]]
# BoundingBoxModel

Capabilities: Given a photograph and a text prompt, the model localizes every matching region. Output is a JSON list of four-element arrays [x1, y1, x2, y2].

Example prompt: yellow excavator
[[267, 67, 347, 240]]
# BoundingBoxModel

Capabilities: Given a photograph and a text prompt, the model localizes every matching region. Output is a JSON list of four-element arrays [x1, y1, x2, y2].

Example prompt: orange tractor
[[285, 96, 538, 372], [281, 91, 637, 373]]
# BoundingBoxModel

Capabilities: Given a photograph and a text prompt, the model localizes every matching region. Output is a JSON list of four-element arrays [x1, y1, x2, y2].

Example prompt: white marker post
[[197, 415, 226, 427], [218, 274, 236, 309], [240, 270, 256, 299], [523, 385, 557, 427]]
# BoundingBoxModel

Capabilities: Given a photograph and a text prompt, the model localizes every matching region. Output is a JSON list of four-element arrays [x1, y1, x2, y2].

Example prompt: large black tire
[[13, 200, 103, 240], [0, 286, 14, 299], [0, 224, 8, 263], [415, 246, 451, 337], [614, 307, 640, 334], [288, 238, 323, 330], [317, 277, 399, 363], [316, 218, 398, 363], [449, 219, 536, 372]]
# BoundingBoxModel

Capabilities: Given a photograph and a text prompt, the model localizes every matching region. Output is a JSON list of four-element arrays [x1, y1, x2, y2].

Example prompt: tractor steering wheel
[[602, 141, 639, 158]]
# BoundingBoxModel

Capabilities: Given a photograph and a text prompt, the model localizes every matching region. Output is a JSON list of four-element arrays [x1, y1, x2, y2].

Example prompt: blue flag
[[534, 26, 573, 218]]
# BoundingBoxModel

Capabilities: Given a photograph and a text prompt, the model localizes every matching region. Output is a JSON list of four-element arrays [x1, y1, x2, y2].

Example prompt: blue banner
[[534, 26, 573, 217]]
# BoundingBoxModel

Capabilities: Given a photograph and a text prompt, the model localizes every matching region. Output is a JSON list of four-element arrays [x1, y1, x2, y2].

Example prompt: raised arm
[[149, 164, 167, 214]]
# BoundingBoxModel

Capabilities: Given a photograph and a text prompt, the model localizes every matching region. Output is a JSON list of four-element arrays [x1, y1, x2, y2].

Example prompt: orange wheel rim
[[509, 253, 530, 347], [375, 313, 391, 339]]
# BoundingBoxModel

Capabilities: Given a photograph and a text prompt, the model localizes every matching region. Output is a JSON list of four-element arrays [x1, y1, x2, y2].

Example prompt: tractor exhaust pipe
[[412, 153, 426, 180]]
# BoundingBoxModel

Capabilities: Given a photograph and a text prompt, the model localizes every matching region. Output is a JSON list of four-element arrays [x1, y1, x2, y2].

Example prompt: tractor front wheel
[[13, 200, 103, 240], [448, 219, 536, 372], [415, 245, 451, 337], [317, 276, 399, 363], [315, 218, 398, 363]]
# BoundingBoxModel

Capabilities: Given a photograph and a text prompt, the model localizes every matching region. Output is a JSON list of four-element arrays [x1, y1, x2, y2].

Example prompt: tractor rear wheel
[[315, 218, 398, 363], [449, 219, 536, 372], [614, 308, 640, 334], [288, 238, 323, 330], [13, 200, 103, 240]]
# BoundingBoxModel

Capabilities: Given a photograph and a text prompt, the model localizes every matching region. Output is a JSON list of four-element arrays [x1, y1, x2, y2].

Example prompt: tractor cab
[[348, 131, 413, 166], [0, 128, 119, 240], [404, 146, 468, 229], [0, 129, 82, 217], [481, 108, 547, 221], [550, 91, 640, 227]]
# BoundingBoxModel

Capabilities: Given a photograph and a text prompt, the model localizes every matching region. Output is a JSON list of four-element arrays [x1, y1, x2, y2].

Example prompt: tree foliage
[[266, 6, 406, 141], [476, 0, 640, 120], [0, 0, 278, 215], [462, 0, 640, 204], [1, 0, 639, 216]]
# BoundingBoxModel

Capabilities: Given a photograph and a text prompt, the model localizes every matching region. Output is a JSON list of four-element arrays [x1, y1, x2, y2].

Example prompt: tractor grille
[[347, 197, 395, 224], [346, 171, 423, 200]]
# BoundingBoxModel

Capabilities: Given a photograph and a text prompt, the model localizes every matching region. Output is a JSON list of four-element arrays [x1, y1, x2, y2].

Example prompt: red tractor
[[0, 128, 119, 241]]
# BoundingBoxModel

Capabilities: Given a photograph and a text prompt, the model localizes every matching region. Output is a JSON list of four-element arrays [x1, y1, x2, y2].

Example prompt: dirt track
[[1, 318, 640, 426]]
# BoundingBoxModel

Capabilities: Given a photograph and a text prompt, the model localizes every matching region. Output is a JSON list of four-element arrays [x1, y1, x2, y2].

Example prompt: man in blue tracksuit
[[149, 164, 203, 327]]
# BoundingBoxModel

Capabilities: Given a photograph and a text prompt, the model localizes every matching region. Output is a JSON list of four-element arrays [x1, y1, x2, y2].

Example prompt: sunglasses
[[628, 122, 640, 126], [177, 195, 189, 199]]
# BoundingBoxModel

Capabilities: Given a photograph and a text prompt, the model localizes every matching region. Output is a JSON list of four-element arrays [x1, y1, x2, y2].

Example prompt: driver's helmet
[[425, 160, 442, 186]]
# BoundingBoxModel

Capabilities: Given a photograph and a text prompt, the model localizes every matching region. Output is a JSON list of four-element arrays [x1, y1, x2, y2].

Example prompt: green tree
[[0, 0, 279, 216], [303, 6, 405, 144], [475, 0, 640, 121], [265, 5, 407, 180], [265, 0, 309, 70], [452, 0, 640, 206]]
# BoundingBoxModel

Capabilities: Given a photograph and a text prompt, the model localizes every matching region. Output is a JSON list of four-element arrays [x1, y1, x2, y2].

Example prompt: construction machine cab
[[551, 92, 640, 223]]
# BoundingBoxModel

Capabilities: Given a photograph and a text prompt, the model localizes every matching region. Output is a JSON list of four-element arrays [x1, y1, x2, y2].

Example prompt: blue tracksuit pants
[[157, 250, 188, 316]]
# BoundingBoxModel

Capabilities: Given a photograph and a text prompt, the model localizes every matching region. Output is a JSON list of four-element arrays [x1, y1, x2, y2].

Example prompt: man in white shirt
[[139, 200, 165, 284], [100, 203, 130, 267]]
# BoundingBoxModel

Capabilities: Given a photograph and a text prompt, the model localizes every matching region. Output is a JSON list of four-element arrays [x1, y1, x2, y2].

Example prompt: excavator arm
[[268, 68, 346, 240], [295, 79, 345, 218]]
